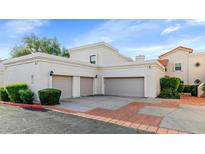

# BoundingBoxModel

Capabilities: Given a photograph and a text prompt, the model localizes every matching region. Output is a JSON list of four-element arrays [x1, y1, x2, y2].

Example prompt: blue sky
[[1, 19, 205, 59]]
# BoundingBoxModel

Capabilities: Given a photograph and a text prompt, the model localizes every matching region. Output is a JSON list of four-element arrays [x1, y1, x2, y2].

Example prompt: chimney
[[135, 55, 145, 62]]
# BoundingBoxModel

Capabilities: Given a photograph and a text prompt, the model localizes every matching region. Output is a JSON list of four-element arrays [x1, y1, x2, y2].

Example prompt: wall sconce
[[50, 70, 54, 76]]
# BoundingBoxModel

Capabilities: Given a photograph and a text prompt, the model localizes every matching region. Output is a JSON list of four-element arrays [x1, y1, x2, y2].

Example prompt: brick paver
[[44, 95, 205, 134]]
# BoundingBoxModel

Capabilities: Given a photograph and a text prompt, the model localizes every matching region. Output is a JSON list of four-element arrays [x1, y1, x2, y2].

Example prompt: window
[[90, 55, 96, 64], [175, 63, 182, 71]]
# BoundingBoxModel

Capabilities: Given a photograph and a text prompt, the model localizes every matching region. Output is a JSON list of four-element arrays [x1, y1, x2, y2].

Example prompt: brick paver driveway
[[48, 95, 205, 134]]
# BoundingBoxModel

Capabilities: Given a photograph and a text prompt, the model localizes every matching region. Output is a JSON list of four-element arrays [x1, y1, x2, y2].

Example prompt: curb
[[0, 101, 45, 109]]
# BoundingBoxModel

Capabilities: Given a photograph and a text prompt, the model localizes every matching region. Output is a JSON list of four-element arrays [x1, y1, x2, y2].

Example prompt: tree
[[10, 34, 70, 58]]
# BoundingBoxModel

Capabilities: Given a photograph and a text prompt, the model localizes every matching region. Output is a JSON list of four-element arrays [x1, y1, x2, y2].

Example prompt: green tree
[[10, 34, 70, 58]]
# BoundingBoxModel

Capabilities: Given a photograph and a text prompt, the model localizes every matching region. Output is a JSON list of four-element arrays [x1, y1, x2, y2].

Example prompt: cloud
[[161, 24, 181, 35], [1, 19, 49, 38], [71, 20, 159, 46], [123, 44, 175, 59], [187, 19, 205, 25]]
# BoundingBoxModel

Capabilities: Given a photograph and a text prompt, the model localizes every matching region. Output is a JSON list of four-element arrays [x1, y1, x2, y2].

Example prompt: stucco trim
[[3, 52, 164, 71], [69, 42, 132, 61], [159, 46, 193, 59]]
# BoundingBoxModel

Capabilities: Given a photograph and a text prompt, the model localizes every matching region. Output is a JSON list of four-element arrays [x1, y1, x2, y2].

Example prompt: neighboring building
[[159, 46, 205, 85], [0, 42, 164, 100]]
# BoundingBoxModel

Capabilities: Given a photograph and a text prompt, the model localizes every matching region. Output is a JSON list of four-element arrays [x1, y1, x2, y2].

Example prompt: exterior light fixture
[[95, 75, 98, 78], [50, 70, 54, 76]]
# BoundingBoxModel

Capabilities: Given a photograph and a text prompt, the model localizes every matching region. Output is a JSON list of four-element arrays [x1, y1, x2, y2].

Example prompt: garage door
[[80, 77, 93, 96], [104, 77, 144, 97], [52, 75, 72, 99]]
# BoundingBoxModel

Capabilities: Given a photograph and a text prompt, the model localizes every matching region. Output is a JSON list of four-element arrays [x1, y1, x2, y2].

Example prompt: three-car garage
[[52, 75, 144, 99]]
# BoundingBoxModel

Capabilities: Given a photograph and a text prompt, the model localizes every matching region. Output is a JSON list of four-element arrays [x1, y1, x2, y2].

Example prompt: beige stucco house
[[159, 46, 205, 85], [0, 42, 204, 100], [0, 42, 165, 99]]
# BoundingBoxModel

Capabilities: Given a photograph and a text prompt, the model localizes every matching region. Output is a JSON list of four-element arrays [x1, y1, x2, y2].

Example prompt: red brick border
[[44, 106, 192, 134], [0, 101, 44, 109]]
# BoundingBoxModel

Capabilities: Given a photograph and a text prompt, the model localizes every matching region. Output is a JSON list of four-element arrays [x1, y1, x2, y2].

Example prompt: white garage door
[[52, 75, 72, 99], [80, 77, 93, 96], [104, 77, 144, 97]]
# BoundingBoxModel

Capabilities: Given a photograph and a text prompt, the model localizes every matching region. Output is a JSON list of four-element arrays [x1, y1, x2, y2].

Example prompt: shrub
[[182, 85, 198, 96], [178, 81, 184, 93], [19, 89, 34, 104], [38, 88, 61, 105], [5, 83, 28, 103], [190, 85, 197, 96], [203, 83, 205, 92], [159, 77, 181, 99], [159, 88, 180, 99], [0, 87, 10, 101], [160, 77, 181, 91], [183, 85, 192, 93]]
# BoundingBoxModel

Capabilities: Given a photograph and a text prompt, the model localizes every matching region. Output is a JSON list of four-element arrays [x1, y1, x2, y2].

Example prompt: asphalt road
[[0, 104, 141, 134]]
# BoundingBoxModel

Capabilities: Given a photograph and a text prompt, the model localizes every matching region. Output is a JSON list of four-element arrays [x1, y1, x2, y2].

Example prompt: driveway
[[0, 104, 140, 134], [52, 95, 205, 134], [59, 96, 164, 112]]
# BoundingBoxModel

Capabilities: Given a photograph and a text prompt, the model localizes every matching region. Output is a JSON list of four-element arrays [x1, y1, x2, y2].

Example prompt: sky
[[1, 19, 205, 60]]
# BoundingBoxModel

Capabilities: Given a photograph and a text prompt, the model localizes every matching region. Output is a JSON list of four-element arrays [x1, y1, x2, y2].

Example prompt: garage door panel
[[80, 77, 93, 96], [52, 76, 72, 99], [104, 77, 144, 97]]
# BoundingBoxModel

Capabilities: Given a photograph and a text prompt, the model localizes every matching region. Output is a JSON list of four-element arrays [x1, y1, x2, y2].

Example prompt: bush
[[19, 89, 34, 104], [183, 85, 192, 93], [190, 85, 197, 96], [160, 77, 181, 91], [183, 85, 198, 96], [177, 81, 184, 93], [203, 83, 205, 92], [0, 87, 10, 101], [159, 88, 180, 99], [38, 88, 61, 105], [159, 77, 181, 99], [5, 83, 28, 103]]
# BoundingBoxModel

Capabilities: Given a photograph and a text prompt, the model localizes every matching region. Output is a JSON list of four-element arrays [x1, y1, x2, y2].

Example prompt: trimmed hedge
[[5, 83, 28, 103], [159, 88, 180, 99], [0, 87, 10, 101], [159, 77, 181, 99], [177, 81, 184, 93], [38, 88, 61, 105], [19, 89, 34, 104], [160, 77, 181, 91], [183, 85, 198, 96]]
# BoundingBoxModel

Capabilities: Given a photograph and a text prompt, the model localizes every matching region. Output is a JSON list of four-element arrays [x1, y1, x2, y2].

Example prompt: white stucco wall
[[3, 52, 164, 99], [188, 53, 205, 84], [3, 61, 41, 99], [160, 49, 189, 84], [38, 61, 98, 97], [70, 45, 131, 65], [0, 62, 4, 87], [99, 61, 165, 97], [160, 50, 205, 85], [0, 70, 3, 87]]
